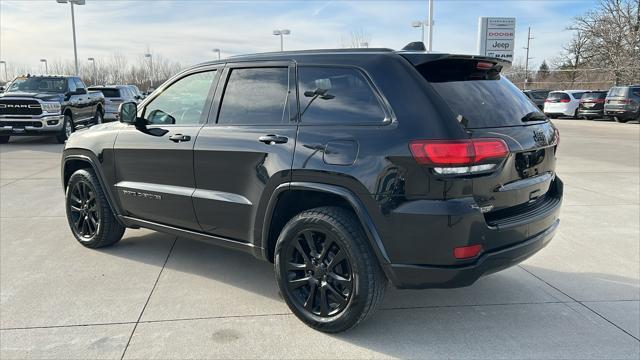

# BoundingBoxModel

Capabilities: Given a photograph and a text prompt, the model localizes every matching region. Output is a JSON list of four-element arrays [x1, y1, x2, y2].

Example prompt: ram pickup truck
[[0, 75, 104, 143]]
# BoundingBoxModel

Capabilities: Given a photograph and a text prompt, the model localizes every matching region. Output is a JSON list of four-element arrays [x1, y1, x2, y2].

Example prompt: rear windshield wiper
[[521, 111, 548, 122]]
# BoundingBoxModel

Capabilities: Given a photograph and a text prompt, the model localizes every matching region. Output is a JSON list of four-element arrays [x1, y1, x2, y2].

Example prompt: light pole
[[523, 27, 534, 90], [87, 57, 96, 85], [0, 61, 7, 81], [40, 59, 48, 74], [212, 48, 221, 60], [145, 53, 154, 88], [426, 0, 434, 51], [56, 0, 85, 75], [411, 21, 425, 43], [273, 29, 291, 51]]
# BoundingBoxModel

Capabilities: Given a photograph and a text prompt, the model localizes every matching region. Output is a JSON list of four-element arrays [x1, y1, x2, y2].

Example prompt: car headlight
[[42, 102, 61, 113]]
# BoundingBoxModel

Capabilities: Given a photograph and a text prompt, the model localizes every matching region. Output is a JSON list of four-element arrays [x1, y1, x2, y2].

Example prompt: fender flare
[[62, 152, 125, 226], [260, 181, 390, 265]]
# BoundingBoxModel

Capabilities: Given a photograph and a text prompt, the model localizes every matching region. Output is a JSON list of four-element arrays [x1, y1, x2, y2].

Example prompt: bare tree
[[340, 29, 372, 48], [568, 0, 640, 84]]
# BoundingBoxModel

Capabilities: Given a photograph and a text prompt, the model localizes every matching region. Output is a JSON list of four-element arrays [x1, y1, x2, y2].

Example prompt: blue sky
[[0, 0, 598, 72]]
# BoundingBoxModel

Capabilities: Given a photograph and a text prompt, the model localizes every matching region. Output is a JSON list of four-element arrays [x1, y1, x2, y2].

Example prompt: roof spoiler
[[399, 53, 512, 71]]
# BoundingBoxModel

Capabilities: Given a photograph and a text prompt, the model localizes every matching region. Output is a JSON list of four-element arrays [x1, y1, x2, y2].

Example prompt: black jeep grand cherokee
[[61, 47, 562, 333]]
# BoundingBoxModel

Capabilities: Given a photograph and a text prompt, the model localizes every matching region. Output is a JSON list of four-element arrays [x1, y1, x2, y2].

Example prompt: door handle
[[169, 134, 191, 143], [258, 134, 288, 144]]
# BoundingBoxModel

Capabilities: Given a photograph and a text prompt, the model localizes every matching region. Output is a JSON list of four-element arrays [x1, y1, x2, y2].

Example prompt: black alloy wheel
[[68, 180, 100, 239], [65, 169, 125, 248], [275, 206, 386, 333], [284, 228, 353, 317]]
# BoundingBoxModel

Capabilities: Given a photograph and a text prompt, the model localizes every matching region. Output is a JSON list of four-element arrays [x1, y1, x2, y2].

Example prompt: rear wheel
[[93, 108, 103, 126], [65, 169, 125, 248], [56, 114, 74, 143], [275, 206, 386, 333], [0, 135, 9, 144]]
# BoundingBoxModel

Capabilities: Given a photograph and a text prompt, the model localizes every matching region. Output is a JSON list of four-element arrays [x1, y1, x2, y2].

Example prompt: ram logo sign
[[477, 17, 516, 62]]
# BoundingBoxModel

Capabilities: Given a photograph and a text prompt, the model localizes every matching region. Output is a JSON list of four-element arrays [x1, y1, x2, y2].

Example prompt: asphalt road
[[1, 119, 639, 359]]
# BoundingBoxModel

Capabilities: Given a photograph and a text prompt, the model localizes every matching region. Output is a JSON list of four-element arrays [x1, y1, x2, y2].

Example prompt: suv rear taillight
[[559, 99, 570, 103], [409, 139, 508, 175]]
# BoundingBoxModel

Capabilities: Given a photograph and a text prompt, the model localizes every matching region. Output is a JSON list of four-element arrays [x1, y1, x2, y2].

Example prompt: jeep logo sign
[[477, 17, 516, 62]]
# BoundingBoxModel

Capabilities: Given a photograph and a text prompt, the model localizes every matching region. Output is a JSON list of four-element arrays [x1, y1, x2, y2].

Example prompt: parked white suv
[[543, 90, 587, 118]]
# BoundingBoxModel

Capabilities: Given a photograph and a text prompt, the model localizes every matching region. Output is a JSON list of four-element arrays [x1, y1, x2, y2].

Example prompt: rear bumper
[[378, 177, 563, 289], [577, 108, 604, 118], [604, 109, 638, 120], [384, 219, 558, 289]]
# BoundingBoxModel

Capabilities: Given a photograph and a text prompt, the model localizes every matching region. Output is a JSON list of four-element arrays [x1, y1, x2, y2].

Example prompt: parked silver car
[[87, 85, 139, 122]]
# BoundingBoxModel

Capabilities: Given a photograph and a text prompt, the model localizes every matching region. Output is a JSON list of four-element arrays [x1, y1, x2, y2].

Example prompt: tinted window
[[571, 92, 584, 99], [144, 70, 216, 125], [218, 68, 290, 125], [298, 67, 385, 124], [417, 59, 542, 128], [89, 88, 120, 98], [581, 92, 607, 100], [608, 87, 627, 97], [631, 87, 640, 97], [547, 92, 570, 101], [68, 79, 77, 92], [528, 91, 548, 100]]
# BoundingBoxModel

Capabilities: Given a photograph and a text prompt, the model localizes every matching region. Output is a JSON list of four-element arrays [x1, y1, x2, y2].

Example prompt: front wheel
[[0, 135, 9, 144], [275, 206, 386, 333], [65, 169, 125, 248], [56, 114, 74, 144], [614, 116, 628, 123]]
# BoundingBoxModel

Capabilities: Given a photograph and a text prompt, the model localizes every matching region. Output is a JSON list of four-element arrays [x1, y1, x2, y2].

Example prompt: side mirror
[[119, 102, 138, 124]]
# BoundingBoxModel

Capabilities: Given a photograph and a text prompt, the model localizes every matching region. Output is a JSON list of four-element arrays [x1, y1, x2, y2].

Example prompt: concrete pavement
[[1, 120, 638, 359]]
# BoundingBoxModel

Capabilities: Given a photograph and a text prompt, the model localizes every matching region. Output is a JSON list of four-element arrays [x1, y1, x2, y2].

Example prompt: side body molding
[[261, 182, 391, 265]]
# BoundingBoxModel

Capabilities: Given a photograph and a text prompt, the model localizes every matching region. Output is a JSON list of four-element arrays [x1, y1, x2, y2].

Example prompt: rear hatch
[[605, 87, 629, 111], [404, 54, 560, 228], [89, 88, 122, 112], [543, 92, 571, 113], [579, 91, 607, 110]]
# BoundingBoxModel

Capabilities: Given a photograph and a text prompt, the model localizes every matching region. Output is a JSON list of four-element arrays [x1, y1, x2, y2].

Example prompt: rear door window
[[416, 59, 542, 129], [91, 88, 120, 98], [217, 67, 290, 125], [298, 67, 386, 125]]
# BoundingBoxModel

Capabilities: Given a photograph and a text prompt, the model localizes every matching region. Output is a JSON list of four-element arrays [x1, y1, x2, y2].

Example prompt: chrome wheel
[[283, 228, 353, 317], [65, 117, 73, 138], [68, 180, 100, 239]]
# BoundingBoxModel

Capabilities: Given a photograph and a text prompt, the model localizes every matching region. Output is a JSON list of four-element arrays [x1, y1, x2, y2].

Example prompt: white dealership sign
[[477, 17, 516, 62]]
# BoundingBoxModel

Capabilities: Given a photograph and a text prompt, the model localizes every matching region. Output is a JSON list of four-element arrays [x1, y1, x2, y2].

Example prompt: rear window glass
[[417, 59, 542, 128], [90, 88, 120, 98], [581, 92, 607, 100], [608, 87, 627, 97], [528, 91, 548, 100], [547, 92, 570, 101], [571, 92, 585, 99]]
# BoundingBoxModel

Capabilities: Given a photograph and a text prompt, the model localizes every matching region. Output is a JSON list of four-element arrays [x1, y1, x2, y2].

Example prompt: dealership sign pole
[[477, 17, 516, 62]]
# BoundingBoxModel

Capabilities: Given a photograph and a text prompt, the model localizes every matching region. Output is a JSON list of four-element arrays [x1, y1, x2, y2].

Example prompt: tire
[[65, 168, 125, 248], [93, 108, 103, 126], [56, 114, 74, 144], [573, 109, 579, 119], [0, 135, 9, 144], [274, 206, 386, 333], [614, 116, 628, 123]]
